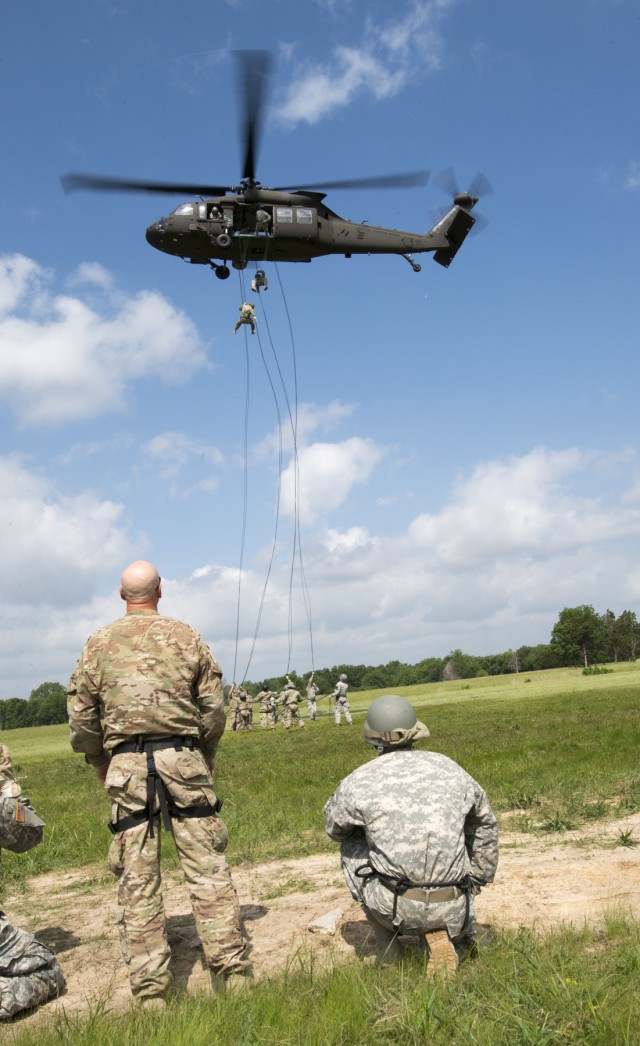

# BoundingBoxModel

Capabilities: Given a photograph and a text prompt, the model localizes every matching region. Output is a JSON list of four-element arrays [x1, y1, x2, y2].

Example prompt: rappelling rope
[[231, 269, 251, 684]]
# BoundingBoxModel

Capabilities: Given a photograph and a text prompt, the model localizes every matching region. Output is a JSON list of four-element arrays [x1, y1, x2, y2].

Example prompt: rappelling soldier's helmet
[[339, 674, 347, 682], [363, 694, 430, 753]]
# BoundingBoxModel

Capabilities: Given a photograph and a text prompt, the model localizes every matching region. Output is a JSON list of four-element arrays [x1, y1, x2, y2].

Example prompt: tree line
[[1, 606, 638, 728]]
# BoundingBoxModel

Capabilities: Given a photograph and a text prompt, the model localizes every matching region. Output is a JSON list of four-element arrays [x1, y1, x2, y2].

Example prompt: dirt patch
[[4, 812, 640, 1030]]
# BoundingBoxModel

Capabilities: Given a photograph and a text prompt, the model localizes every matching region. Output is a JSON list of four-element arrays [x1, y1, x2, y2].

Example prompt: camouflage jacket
[[332, 680, 349, 702], [257, 689, 276, 713], [67, 609, 225, 767], [324, 749, 498, 888], [281, 687, 301, 708]]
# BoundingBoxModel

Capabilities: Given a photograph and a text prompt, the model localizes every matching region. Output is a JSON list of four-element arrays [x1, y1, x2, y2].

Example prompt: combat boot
[[424, 929, 459, 978]]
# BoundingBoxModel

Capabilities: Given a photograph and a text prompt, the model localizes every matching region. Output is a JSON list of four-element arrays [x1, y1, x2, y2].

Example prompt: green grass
[[2, 662, 640, 889], [13, 915, 640, 1044]]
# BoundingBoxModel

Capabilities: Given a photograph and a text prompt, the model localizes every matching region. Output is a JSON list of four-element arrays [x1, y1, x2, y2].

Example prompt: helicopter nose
[[146, 221, 165, 248]]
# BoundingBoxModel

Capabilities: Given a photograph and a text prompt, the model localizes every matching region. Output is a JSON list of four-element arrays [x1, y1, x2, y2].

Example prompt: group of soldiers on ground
[[0, 560, 498, 1020], [227, 672, 352, 731]]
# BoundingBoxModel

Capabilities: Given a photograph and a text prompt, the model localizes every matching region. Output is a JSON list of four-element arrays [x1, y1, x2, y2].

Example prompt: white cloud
[[4, 443, 640, 697], [0, 254, 209, 425], [142, 431, 225, 497], [281, 436, 386, 523], [276, 0, 453, 125], [0, 455, 136, 608], [626, 160, 640, 190]]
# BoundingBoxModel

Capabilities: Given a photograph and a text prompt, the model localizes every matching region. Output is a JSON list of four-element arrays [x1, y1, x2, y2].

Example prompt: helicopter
[[62, 52, 491, 281]]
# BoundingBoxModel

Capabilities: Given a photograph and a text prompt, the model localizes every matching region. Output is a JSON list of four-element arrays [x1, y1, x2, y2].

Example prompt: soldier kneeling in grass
[[323, 696, 498, 975]]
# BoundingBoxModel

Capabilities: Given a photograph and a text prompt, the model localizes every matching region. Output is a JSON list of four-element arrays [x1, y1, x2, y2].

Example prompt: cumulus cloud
[[142, 432, 225, 496], [4, 443, 640, 696], [0, 254, 208, 425], [281, 436, 386, 523], [626, 160, 640, 190], [0, 454, 136, 608], [276, 0, 453, 125]]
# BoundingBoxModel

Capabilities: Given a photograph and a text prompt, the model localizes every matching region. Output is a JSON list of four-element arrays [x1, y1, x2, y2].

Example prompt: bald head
[[120, 560, 161, 608]]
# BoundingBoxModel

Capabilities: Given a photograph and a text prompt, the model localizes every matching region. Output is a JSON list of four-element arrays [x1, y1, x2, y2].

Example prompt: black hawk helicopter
[[62, 52, 491, 280]]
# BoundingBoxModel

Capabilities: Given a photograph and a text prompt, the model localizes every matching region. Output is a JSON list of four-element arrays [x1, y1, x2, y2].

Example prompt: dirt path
[[5, 812, 640, 1030]]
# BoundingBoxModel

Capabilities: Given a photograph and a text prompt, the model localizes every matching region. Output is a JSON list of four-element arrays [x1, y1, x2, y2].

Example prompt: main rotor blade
[[236, 49, 272, 184], [272, 170, 430, 192], [61, 173, 232, 197]]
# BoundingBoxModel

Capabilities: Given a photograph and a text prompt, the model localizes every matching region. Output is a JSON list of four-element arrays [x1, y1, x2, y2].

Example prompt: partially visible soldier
[[324, 695, 498, 975], [331, 673, 352, 726], [306, 673, 320, 721], [280, 681, 305, 730], [67, 560, 250, 1005], [227, 682, 245, 732], [236, 688, 253, 732], [0, 745, 65, 1020], [251, 269, 269, 294], [257, 683, 277, 730]]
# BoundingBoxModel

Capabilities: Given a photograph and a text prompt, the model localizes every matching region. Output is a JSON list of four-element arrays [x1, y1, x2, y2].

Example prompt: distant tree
[[611, 609, 640, 661], [550, 605, 605, 667], [28, 681, 68, 725]]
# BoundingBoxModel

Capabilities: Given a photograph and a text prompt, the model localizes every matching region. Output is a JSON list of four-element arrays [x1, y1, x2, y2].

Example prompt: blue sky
[[1, 0, 639, 696]]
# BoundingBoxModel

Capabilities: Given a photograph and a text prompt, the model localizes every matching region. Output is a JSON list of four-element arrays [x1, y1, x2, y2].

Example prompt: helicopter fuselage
[[145, 188, 474, 271]]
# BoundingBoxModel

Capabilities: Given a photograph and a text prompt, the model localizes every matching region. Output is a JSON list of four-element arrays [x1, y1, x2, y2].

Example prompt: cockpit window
[[171, 203, 194, 217]]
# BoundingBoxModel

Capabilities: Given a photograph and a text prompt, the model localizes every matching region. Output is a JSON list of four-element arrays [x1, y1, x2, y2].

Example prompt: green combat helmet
[[0, 797, 44, 854], [363, 694, 430, 753]]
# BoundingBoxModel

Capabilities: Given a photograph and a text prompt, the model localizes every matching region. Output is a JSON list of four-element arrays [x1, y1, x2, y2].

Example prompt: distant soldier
[[324, 695, 498, 975], [228, 683, 241, 731], [280, 681, 305, 730], [251, 269, 269, 294], [233, 302, 256, 335], [257, 683, 277, 730], [331, 673, 352, 726], [306, 673, 320, 721], [236, 687, 253, 732]]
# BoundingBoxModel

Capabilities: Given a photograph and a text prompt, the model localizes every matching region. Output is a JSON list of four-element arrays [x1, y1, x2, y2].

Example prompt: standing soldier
[[306, 673, 320, 721], [228, 682, 241, 732], [280, 681, 305, 730], [331, 673, 352, 726], [236, 687, 253, 732], [257, 683, 277, 730], [67, 560, 250, 1005]]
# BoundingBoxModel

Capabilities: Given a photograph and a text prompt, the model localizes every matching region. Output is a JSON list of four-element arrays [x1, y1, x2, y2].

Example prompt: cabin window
[[276, 207, 293, 223], [296, 208, 313, 224], [172, 203, 194, 217], [197, 203, 207, 220]]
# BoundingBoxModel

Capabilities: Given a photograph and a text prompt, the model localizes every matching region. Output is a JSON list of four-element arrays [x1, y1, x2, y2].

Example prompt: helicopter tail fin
[[429, 206, 475, 268]]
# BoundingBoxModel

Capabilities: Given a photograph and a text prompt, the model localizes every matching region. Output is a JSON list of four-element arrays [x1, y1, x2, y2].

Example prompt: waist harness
[[108, 735, 221, 839], [355, 862, 474, 928]]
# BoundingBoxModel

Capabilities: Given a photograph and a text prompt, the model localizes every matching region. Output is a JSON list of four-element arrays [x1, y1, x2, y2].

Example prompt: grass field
[[3, 663, 640, 1041]]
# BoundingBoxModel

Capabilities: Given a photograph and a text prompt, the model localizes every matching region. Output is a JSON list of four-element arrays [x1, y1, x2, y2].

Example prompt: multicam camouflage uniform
[[236, 689, 253, 732], [0, 746, 20, 800], [257, 687, 277, 730], [332, 679, 352, 725], [67, 608, 248, 1000], [280, 685, 305, 730], [324, 750, 498, 945]]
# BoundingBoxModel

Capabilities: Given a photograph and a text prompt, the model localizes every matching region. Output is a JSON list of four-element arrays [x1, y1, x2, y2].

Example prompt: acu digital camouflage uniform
[[0, 744, 64, 1019], [306, 676, 320, 721], [280, 685, 305, 730], [67, 608, 248, 1000], [324, 750, 498, 946], [257, 686, 277, 730]]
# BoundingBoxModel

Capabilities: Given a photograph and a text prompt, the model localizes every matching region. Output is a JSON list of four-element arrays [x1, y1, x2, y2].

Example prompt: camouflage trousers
[[106, 749, 248, 999], [334, 698, 352, 725], [281, 705, 305, 729], [260, 710, 276, 730], [236, 711, 253, 732], [340, 832, 473, 940]]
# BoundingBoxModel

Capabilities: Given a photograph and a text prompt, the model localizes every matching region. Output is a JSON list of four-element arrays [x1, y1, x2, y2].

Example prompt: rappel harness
[[355, 862, 474, 928], [107, 735, 221, 840]]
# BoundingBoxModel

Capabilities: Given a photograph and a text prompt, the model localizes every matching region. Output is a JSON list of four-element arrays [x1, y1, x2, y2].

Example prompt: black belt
[[111, 734, 200, 756], [108, 735, 218, 839], [355, 862, 473, 927]]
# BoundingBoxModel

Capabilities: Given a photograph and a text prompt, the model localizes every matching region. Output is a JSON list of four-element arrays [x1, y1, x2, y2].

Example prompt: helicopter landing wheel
[[216, 234, 232, 249], [214, 265, 231, 280]]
